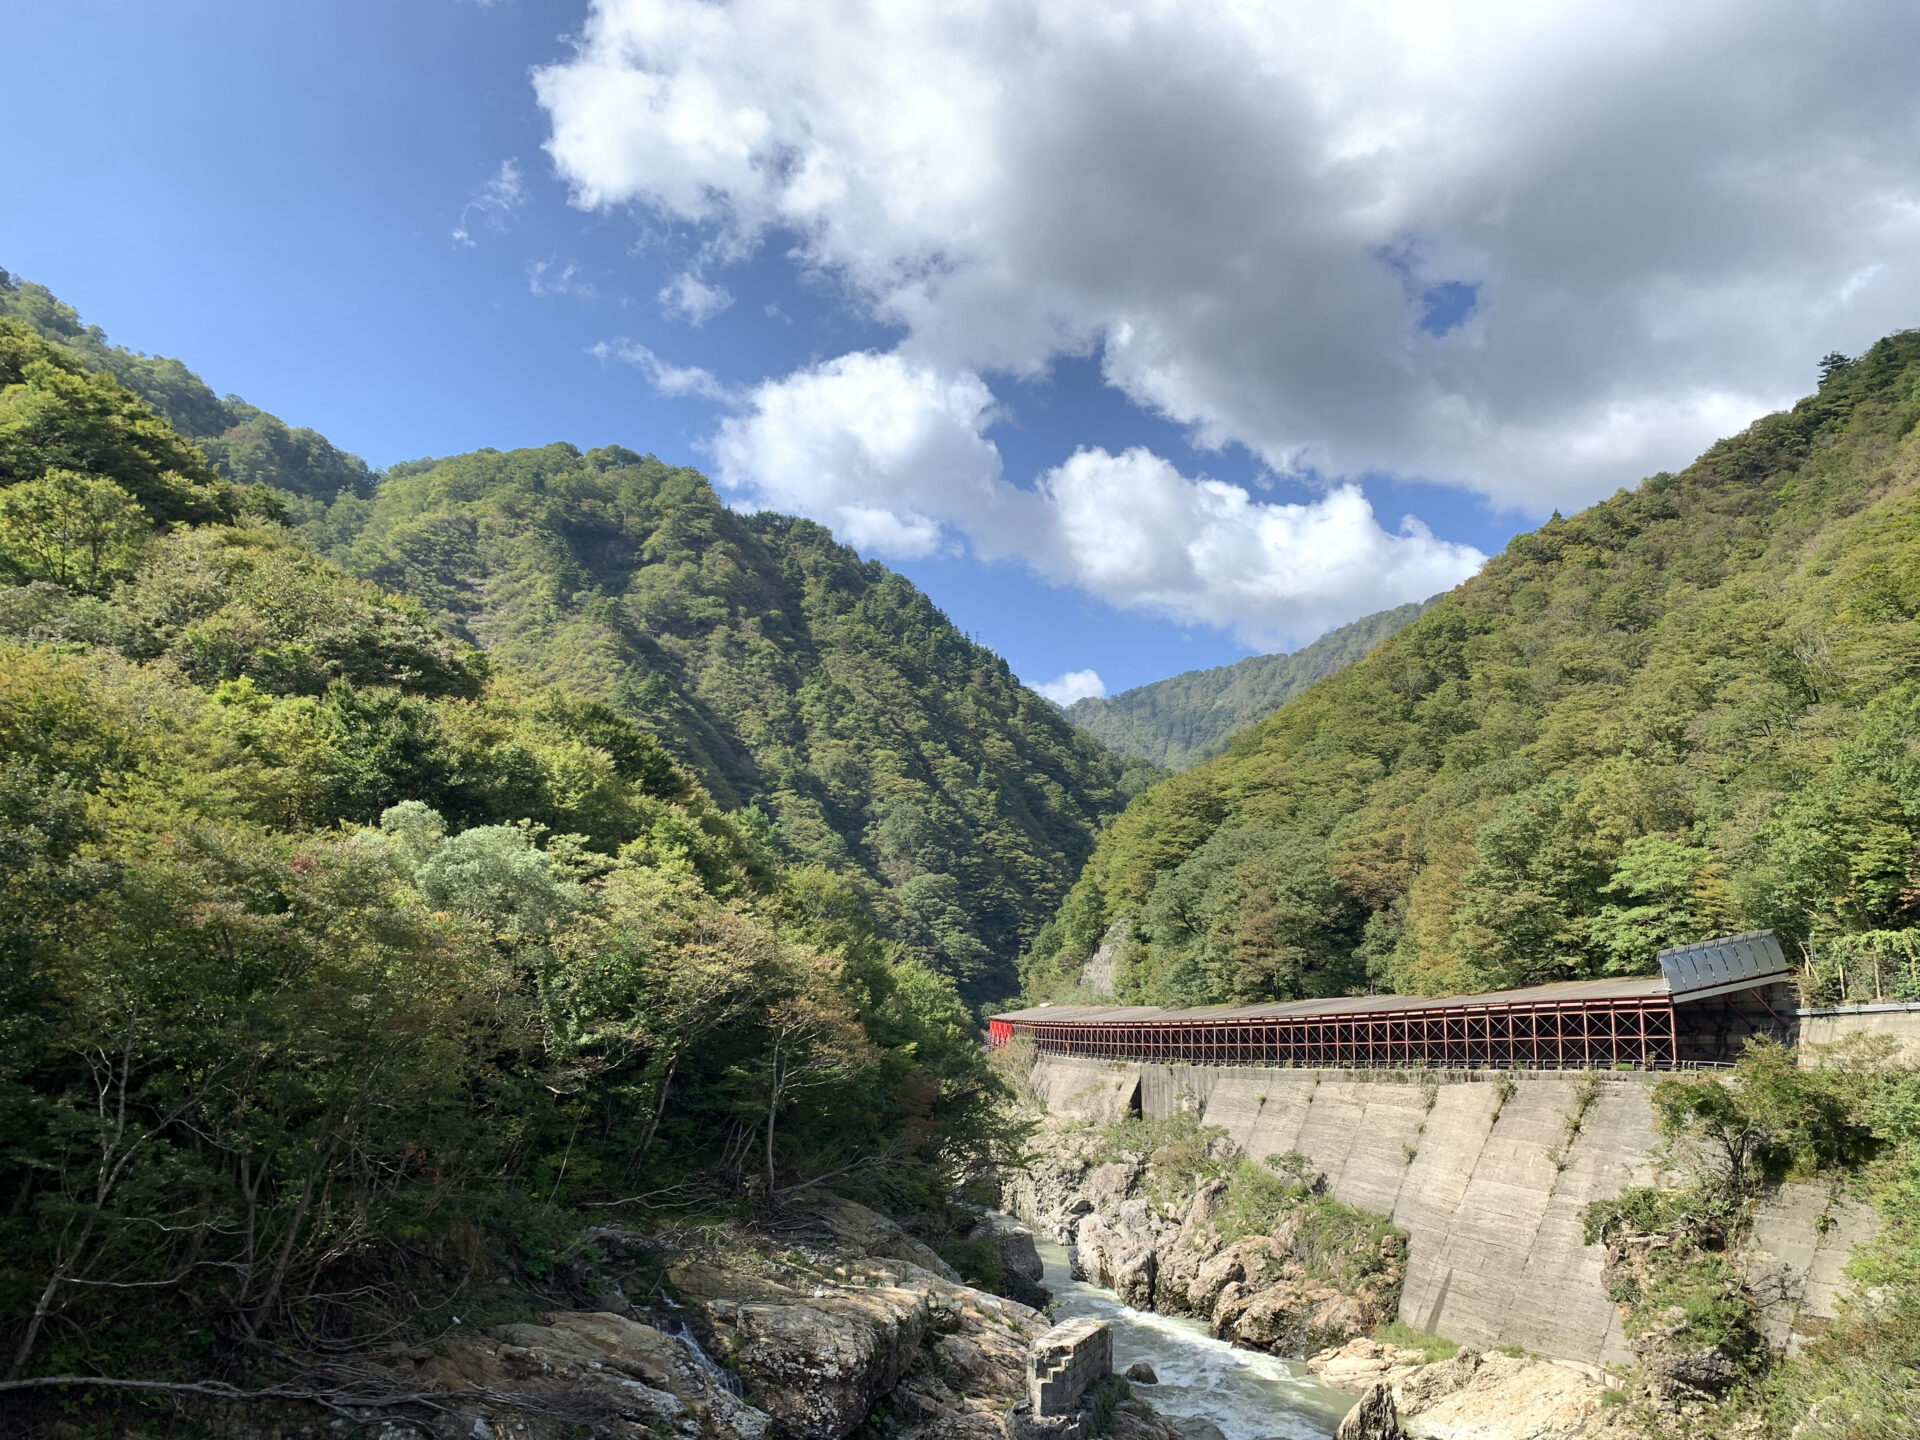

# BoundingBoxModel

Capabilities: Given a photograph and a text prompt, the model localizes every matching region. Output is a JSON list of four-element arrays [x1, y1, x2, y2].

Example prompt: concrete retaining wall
[[1030, 1056, 1877, 1367], [1799, 1003, 1920, 1064]]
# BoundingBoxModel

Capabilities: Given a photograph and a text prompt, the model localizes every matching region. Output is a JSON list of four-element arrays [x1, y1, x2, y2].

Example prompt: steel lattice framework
[[987, 994, 1681, 1069]]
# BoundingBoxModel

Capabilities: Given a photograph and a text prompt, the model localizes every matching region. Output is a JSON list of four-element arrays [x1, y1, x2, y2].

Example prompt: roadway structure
[[989, 931, 1795, 1070]]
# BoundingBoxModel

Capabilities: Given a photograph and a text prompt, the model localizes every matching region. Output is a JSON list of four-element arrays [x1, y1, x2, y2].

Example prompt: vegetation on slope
[[1, 270, 1149, 1008], [0, 268, 374, 507], [1024, 337, 1920, 1007], [1064, 598, 1436, 770], [302, 443, 1149, 1005], [1585, 1037, 1920, 1435], [0, 313, 1014, 1393]]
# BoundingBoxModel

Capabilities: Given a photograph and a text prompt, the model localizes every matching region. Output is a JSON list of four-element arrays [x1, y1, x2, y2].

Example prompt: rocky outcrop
[[1309, 1340, 1627, 1440], [1010, 1119, 1401, 1359], [378, 1307, 775, 1440], [1335, 1383, 1402, 1440], [994, 1218, 1052, 1310], [1595, 1224, 1756, 1408], [373, 1196, 1075, 1440]]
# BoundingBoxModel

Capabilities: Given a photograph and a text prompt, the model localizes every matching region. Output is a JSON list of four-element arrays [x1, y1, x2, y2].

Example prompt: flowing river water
[[1034, 1239, 1354, 1440]]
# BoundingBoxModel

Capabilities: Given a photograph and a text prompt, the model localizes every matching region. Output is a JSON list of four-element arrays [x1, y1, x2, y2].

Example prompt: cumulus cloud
[[452, 158, 525, 247], [658, 271, 734, 324], [589, 338, 730, 400], [1037, 669, 1106, 706], [712, 352, 1483, 645], [536, 0, 1920, 508], [711, 351, 1003, 559], [536, 0, 1920, 640]]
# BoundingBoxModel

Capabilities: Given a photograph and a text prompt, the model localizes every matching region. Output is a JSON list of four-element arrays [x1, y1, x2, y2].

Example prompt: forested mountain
[[300, 446, 1149, 1005], [0, 268, 376, 506], [0, 271, 1148, 1007], [0, 300, 1012, 1385], [1023, 337, 1920, 1009], [1064, 598, 1437, 769]]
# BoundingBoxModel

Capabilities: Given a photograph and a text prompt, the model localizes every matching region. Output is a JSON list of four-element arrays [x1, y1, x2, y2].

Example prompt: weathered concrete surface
[[1029, 1056, 1868, 1370], [1800, 1002, 1920, 1064], [1031, 1056, 1141, 1121], [1738, 1181, 1881, 1356]]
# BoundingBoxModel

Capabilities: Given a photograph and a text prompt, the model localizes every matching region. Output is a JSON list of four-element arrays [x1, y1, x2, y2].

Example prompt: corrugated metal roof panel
[[1657, 930, 1790, 997]]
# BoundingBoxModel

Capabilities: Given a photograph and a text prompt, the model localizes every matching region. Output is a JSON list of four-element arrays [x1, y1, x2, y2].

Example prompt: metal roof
[[994, 932, 1794, 1029], [992, 974, 1670, 1026], [1657, 930, 1790, 1001]]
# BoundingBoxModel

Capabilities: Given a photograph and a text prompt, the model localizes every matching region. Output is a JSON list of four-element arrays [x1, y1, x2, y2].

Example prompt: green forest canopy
[[0, 293, 1019, 1384], [0, 270, 1150, 1009], [1024, 332, 1920, 1010]]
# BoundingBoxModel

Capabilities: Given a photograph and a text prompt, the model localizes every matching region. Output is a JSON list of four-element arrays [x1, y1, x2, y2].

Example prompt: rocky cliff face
[[1004, 1120, 1402, 1359]]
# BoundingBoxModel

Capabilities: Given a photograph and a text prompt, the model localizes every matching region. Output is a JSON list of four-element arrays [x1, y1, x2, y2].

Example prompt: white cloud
[[536, 0, 1920, 511], [452, 158, 525, 247], [658, 271, 734, 324], [589, 338, 730, 400], [711, 351, 1003, 560], [711, 352, 1483, 646], [1037, 669, 1106, 706]]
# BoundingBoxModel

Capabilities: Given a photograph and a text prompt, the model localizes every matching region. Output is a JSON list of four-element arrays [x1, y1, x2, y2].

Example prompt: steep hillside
[[308, 444, 1149, 1005], [1024, 336, 1920, 1007], [0, 268, 376, 507], [1064, 598, 1437, 769], [0, 308, 1007, 1393], [0, 269, 1146, 1005]]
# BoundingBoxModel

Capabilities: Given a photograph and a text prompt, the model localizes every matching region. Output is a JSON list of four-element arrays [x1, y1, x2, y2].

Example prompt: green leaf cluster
[[0, 322, 1016, 1383], [1028, 333, 1920, 1005]]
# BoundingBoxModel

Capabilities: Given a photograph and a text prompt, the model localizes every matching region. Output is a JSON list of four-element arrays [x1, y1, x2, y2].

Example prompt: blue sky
[[7, 1, 1917, 701]]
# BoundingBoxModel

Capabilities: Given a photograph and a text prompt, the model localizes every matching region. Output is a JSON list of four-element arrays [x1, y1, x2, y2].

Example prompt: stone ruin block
[[1028, 1317, 1112, 1418]]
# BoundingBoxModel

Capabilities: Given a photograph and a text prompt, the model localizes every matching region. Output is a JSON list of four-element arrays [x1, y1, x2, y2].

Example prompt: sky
[[6, 1, 1919, 703]]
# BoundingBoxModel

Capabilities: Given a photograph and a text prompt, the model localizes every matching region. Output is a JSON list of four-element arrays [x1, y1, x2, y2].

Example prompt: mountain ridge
[[1064, 597, 1441, 769], [1023, 330, 1920, 1011]]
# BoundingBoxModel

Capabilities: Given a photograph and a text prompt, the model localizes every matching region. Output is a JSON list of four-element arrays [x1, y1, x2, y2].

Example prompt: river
[[1034, 1239, 1354, 1440]]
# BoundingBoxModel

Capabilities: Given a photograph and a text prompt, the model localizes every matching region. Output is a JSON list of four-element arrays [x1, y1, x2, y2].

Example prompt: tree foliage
[[305, 442, 1142, 1005], [1028, 331, 1920, 1005], [0, 333, 1016, 1386]]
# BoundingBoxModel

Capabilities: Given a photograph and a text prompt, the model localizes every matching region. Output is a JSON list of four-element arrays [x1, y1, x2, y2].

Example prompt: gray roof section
[[993, 974, 1671, 1026], [995, 933, 1799, 1027], [1657, 929, 1790, 999]]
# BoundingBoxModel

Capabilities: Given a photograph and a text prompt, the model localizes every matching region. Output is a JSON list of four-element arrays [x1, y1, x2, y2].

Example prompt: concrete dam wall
[[1029, 1055, 1875, 1370]]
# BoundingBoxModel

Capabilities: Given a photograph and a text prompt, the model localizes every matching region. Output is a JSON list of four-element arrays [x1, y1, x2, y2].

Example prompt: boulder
[[1336, 1383, 1404, 1440], [801, 1193, 961, 1281], [1396, 1351, 1607, 1440], [995, 1220, 1051, 1309], [705, 1282, 933, 1438], [384, 1308, 773, 1440], [1124, 1363, 1158, 1384]]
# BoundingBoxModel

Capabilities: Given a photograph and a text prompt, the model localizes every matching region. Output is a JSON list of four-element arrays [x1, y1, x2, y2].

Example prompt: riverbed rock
[[1307, 1338, 1429, 1393], [1336, 1383, 1404, 1440], [1124, 1362, 1158, 1384], [1010, 1117, 1399, 1361], [799, 1192, 963, 1281], [379, 1307, 775, 1440], [995, 1219, 1051, 1309], [1381, 1349, 1611, 1440]]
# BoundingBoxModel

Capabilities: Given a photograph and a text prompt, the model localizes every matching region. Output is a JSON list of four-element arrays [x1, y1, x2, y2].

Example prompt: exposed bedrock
[[1005, 1123, 1402, 1360], [1015, 1056, 1877, 1369]]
